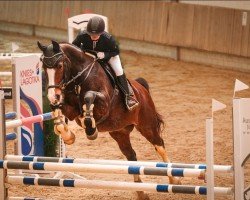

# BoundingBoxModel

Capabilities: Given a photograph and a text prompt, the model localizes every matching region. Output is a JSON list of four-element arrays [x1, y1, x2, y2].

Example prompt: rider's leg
[[108, 55, 139, 111]]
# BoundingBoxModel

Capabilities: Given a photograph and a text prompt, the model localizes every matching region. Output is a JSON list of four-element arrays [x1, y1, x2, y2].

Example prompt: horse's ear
[[51, 40, 60, 53], [37, 41, 47, 52]]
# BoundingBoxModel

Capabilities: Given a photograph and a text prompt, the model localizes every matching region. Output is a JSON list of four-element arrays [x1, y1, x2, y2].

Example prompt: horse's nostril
[[55, 94, 60, 100]]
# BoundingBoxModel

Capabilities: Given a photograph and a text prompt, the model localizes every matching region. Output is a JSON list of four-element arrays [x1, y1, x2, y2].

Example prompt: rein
[[43, 56, 97, 91], [62, 59, 97, 90]]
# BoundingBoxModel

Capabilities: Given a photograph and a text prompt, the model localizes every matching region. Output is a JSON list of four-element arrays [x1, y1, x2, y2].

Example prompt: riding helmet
[[86, 16, 105, 35]]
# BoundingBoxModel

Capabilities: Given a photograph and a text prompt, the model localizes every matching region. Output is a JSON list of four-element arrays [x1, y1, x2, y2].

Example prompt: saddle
[[98, 61, 135, 95], [98, 61, 116, 88], [84, 49, 136, 98]]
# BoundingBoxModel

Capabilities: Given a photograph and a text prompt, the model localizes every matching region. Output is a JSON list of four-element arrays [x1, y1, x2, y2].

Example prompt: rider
[[72, 16, 139, 111]]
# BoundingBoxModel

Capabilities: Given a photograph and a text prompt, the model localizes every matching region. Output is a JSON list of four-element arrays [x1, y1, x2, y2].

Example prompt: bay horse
[[38, 40, 181, 196]]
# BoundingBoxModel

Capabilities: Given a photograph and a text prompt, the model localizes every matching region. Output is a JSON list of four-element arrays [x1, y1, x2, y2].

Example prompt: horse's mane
[[60, 42, 82, 52], [59, 42, 94, 61]]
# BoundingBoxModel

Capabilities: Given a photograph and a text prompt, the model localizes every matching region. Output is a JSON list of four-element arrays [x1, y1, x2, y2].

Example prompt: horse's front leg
[[53, 109, 76, 145], [81, 91, 106, 140]]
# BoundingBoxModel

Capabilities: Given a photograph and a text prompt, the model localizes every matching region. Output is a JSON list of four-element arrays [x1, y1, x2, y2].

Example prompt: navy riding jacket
[[72, 30, 119, 62]]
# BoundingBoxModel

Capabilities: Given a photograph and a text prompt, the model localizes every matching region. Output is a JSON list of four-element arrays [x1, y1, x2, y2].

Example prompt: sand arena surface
[[1, 32, 249, 200]]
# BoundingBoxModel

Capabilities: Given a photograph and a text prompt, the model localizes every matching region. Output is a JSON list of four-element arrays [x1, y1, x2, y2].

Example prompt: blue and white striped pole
[[0, 160, 205, 178], [5, 155, 233, 174], [6, 176, 233, 196]]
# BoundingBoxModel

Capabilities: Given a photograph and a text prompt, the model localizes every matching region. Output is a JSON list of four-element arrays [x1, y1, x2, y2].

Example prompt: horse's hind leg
[[109, 125, 148, 200], [109, 125, 141, 183], [154, 143, 181, 184], [136, 125, 181, 185]]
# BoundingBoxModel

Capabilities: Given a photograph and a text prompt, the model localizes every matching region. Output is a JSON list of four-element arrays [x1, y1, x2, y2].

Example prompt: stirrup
[[125, 95, 139, 111]]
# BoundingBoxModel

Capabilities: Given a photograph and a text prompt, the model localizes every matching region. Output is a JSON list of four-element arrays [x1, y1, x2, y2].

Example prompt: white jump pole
[[0, 53, 41, 60], [206, 99, 227, 200], [206, 117, 214, 200]]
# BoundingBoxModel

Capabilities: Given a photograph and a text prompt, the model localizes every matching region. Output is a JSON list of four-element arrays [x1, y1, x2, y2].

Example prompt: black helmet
[[86, 16, 105, 35]]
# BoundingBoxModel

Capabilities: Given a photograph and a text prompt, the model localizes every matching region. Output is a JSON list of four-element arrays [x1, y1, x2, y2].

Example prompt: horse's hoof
[[63, 131, 76, 145], [84, 117, 95, 128], [86, 130, 98, 140], [136, 191, 149, 200], [54, 127, 60, 135], [170, 177, 182, 185], [84, 117, 97, 136], [54, 124, 63, 135]]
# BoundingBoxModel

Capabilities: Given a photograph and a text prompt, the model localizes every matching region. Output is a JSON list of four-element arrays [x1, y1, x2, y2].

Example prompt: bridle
[[40, 52, 63, 68], [40, 51, 97, 91], [40, 50, 97, 110]]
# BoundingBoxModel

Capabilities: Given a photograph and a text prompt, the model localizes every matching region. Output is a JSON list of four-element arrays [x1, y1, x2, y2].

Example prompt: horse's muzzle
[[50, 103, 63, 111]]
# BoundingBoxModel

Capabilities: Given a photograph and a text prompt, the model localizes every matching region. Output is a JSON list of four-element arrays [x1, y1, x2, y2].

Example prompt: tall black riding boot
[[117, 74, 139, 111]]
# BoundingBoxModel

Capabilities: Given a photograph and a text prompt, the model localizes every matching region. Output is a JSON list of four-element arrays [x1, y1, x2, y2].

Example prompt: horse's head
[[38, 40, 71, 106]]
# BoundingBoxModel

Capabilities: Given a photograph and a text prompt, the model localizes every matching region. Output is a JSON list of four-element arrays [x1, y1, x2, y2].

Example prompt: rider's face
[[90, 34, 100, 41]]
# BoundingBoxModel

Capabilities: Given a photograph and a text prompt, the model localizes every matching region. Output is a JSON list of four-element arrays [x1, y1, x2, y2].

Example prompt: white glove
[[97, 52, 105, 59]]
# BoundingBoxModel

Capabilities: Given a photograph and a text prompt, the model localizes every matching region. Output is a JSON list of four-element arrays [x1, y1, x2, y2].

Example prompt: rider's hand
[[97, 52, 105, 59]]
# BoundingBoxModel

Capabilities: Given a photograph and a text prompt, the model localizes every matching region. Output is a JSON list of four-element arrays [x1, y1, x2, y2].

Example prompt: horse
[[38, 40, 181, 197]]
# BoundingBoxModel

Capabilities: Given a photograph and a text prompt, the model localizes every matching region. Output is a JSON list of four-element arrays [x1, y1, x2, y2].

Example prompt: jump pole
[[5, 112, 54, 129], [0, 72, 12, 76], [0, 160, 206, 178], [5, 112, 17, 120], [205, 99, 227, 200], [6, 175, 232, 196], [6, 133, 17, 141], [0, 53, 41, 60], [206, 117, 214, 200], [5, 155, 233, 173]]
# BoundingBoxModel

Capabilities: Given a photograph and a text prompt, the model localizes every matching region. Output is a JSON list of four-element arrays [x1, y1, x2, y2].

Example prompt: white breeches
[[108, 55, 124, 76]]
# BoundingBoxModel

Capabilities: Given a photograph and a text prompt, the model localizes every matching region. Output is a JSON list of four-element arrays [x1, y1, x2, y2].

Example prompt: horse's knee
[[84, 91, 97, 105], [117, 144, 137, 161], [124, 149, 137, 161]]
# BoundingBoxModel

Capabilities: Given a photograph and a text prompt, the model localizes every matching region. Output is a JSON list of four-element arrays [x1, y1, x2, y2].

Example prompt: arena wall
[[0, 1, 250, 71]]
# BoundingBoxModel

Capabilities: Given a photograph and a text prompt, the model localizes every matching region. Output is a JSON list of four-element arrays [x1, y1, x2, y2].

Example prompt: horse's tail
[[135, 77, 165, 134], [156, 112, 165, 136], [135, 77, 149, 91]]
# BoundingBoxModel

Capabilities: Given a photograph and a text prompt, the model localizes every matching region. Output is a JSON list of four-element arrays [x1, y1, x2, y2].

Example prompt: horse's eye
[[58, 64, 63, 69]]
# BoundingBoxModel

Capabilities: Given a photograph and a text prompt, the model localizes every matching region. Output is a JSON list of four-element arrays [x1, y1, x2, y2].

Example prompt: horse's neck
[[61, 43, 86, 61], [61, 44, 113, 94], [61, 43, 93, 72]]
